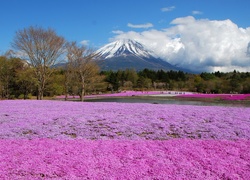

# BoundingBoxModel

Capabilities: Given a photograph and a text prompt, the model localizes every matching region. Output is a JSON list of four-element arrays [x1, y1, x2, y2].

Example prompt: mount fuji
[[95, 39, 183, 72]]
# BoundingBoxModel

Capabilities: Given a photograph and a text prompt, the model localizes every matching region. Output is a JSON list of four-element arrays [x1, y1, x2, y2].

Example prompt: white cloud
[[112, 16, 250, 72], [127, 23, 153, 29], [247, 42, 250, 56], [80, 40, 89, 46], [192, 11, 203, 15], [161, 6, 175, 12]]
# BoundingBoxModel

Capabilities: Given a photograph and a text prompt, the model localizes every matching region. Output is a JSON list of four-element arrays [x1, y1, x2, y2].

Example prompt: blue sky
[[1, 0, 250, 72]]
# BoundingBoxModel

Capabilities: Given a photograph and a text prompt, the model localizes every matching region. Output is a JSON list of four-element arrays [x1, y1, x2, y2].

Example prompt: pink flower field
[[0, 100, 250, 179], [178, 93, 250, 101], [57, 91, 166, 99]]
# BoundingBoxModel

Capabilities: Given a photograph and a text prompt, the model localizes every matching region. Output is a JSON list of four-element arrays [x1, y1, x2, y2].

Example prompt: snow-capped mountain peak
[[94, 38, 188, 72], [96, 39, 156, 59]]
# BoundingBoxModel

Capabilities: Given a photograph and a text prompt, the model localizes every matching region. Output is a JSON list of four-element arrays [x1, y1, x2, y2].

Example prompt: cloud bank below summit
[[111, 16, 250, 72]]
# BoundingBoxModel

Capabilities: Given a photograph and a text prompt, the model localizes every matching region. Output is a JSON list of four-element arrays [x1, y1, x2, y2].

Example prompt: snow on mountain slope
[[94, 38, 192, 72], [96, 39, 157, 59]]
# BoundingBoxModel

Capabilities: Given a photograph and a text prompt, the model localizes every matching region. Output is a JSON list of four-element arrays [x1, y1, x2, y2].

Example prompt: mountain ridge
[[95, 39, 187, 72], [96, 39, 156, 59]]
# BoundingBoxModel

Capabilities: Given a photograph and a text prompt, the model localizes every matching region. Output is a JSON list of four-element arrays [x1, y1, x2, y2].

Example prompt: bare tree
[[12, 26, 65, 100], [66, 41, 99, 101]]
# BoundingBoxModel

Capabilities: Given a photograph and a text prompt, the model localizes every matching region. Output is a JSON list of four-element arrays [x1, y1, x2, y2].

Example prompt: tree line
[[1, 54, 250, 101], [1, 26, 250, 101], [102, 69, 250, 94]]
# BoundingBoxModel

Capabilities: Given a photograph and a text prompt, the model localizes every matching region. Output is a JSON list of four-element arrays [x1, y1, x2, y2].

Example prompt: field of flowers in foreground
[[0, 100, 250, 179]]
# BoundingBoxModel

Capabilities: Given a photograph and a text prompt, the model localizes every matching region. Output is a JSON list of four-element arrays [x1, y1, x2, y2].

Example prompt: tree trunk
[[80, 77, 85, 102], [37, 84, 44, 100], [80, 85, 84, 102], [64, 84, 68, 101]]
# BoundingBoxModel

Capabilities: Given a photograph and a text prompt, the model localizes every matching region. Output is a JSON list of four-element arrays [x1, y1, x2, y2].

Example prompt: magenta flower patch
[[0, 100, 250, 179], [0, 139, 249, 179], [178, 93, 250, 100], [1, 100, 250, 140]]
